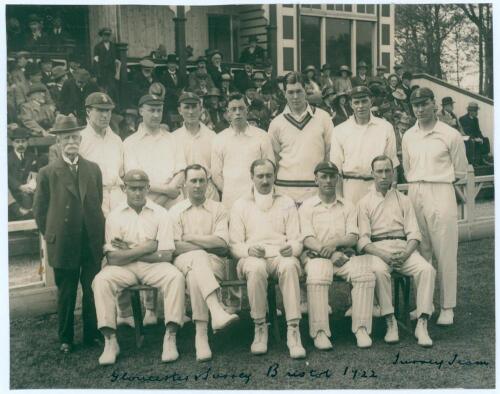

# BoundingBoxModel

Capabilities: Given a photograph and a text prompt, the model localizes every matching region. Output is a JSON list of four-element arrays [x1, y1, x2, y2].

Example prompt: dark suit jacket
[[239, 46, 266, 64], [58, 79, 100, 125], [8, 150, 37, 201], [459, 115, 484, 139], [93, 41, 118, 83], [207, 65, 226, 89], [48, 29, 72, 52], [161, 70, 187, 94], [33, 156, 105, 269], [130, 72, 159, 107]]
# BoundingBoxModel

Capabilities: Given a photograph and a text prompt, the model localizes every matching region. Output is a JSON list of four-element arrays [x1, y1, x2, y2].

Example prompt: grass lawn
[[10, 237, 495, 389]]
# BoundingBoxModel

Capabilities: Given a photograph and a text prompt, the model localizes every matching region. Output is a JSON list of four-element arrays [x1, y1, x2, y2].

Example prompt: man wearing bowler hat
[[330, 85, 399, 204], [124, 94, 187, 209], [437, 96, 464, 134], [239, 35, 266, 65], [93, 27, 120, 102], [130, 58, 159, 106], [459, 102, 493, 165], [80, 92, 125, 217], [161, 53, 187, 93], [402, 87, 468, 326], [33, 114, 105, 353]]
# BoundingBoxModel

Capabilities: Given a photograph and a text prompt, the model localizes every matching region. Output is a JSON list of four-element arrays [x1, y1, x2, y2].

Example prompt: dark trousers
[[53, 233, 100, 344], [465, 137, 491, 165]]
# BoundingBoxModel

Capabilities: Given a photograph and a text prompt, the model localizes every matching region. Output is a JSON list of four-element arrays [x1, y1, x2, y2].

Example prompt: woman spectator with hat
[[319, 64, 334, 89], [188, 56, 215, 93], [334, 65, 353, 95], [332, 91, 353, 126], [207, 49, 226, 89]]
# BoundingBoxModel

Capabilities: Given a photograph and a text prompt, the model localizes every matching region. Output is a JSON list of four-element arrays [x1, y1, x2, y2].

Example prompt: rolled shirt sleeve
[[356, 199, 373, 253], [401, 195, 422, 243], [213, 204, 230, 245], [450, 132, 469, 180], [284, 202, 303, 257], [298, 203, 316, 240], [229, 200, 250, 259], [156, 209, 175, 251]]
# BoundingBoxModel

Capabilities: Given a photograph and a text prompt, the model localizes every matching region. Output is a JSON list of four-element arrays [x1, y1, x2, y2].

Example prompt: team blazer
[[33, 156, 105, 270]]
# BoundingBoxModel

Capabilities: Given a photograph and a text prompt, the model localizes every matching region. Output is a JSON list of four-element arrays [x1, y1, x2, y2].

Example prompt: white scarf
[[254, 188, 274, 211]]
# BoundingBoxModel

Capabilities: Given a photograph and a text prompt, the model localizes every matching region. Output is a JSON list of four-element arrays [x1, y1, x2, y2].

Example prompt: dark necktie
[[20, 153, 24, 161], [69, 163, 78, 179]]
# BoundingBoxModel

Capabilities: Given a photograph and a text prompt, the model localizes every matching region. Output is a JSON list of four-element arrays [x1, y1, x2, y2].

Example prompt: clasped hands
[[248, 244, 293, 258], [380, 250, 410, 269], [111, 237, 158, 253]]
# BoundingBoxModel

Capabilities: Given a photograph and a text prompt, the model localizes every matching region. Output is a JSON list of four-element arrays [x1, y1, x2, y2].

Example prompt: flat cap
[[85, 92, 115, 109], [139, 59, 155, 68], [138, 94, 164, 107], [28, 83, 46, 95], [9, 126, 31, 140], [98, 27, 112, 36], [350, 85, 371, 99], [410, 87, 434, 104], [123, 169, 149, 186], [205, 88, 221, 98], [52, 65, 67, 80], [322, 86, 336, 98], [314, 161, 339, 175], [179, 91, 201, 104], [467, 101, 479, 110], [357, 61, 368, 69], [441, 96, 455, 106]]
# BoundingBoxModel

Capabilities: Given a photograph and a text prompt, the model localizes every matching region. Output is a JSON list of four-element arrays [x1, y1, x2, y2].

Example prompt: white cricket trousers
[[92, 262, 185, 330], [408, 182, 458, 309], [304, 255, 375, 337], [174, 250, 225, 322], [370, 240, 436, 317], [237, 256, 302, 322]]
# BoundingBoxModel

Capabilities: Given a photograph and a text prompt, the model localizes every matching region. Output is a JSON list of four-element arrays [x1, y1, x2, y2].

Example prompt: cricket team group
[[31, 71, 468, 365]]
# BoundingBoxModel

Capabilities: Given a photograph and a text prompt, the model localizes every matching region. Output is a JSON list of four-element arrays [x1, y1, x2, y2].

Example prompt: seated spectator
[[393, 111, 414, 183], [19, 83, 56, 136], [201, 88, 228, 133], [59, 68, 100, 125], [373, 65, 388, 86], [39, 56, 53, 85], [48, 15, 72, 52], [390, 88, 410, 116], [8, 127, 38, 219], [437, 97, 464, 134], [207, 49, 226, 89], [234, 63, 253, 93], [7, 17, 23, 52], [303, 65, 321, 96], [239, 35, 266, 65], [334, 65, 353, 95], [8, 72, 18, 124], [352, 61, 370, 87], [386, 74, 400, 96], [46, 65, 68, 107], [248, 97, 272, 131], [319, 86, 337, 118], [130, 58, 159, 107], [243, 81, 259, 107], [332, 91, 353, 126], [25, 14, 48, 51], [220, 72, 238, 99], [459, 102, 493, 165], [66, 54, 82, 80], [319, 64, 334, 89], [15, 62, 43, 107], [260, 82, 283, 119], [188, 57, 215, 93], [252, 71, 266, 94], [118, 108, 140, 140]]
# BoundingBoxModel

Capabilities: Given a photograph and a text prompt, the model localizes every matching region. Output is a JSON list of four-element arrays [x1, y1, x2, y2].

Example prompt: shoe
[[195, 333, 212, 362], [98, 336, 120, 365], [251, 323, 268, 355], [355, 327, 372, 348], [415, 318, 433, 347], [59, 343, 72, 354], [313, 330, 333, 350], [384, 315, 399, 344], [161, 331, 179, 362], [117, 315, 135, 328], [143, 309, 158, 326], [211, 312, 239, 332], [287, 325, 306, 359], [410, 306, 435, 320], [437, 308, 454, 326]]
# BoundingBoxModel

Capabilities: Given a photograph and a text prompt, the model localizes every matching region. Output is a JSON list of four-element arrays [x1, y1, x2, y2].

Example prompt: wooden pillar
[[174, 6, 187, 77], [266, 4, 278, 79]]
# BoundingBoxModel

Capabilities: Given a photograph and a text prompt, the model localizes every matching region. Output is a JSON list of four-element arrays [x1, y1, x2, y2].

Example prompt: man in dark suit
[[239, 35, 266, 65], [33, 114, 105, 354], [8, 127, 38, 219], [459, 101, 493, 165], [130, 59, 159, 108], [59, 68, 100, 125], [24, 14, 48, 52], [160, 54, 187, 94], [48, 16, 72, 52], [39, 56, 53, 85], [93, 28, 120, 103]]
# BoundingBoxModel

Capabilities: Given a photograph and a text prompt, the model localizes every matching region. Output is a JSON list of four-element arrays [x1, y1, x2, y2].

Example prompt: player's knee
[[305, 258, 333, 285], [278, 257, 299, 275], [243, 257, 267, 278]]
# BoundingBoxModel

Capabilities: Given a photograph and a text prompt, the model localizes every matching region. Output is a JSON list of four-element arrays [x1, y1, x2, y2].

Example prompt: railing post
[[464, 164, 476, 240]]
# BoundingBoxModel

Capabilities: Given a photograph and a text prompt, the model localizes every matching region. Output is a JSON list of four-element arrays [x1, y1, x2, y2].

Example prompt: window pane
[[300, 16, 321, 72], [381, 24, 390, 46], [311, 4, 321, 9], [283, 4, 294, 8], [283, 15, 294, 39], [382, 4, 390, 17], [326, 18, 351, 72], [327, 4, 335, 10], [283, 47, 294, 71], [357, 4, 366, 13], [356, 21, 373, 73], [335, 4, 343, 10], [366, 5, 375, 14], [382, 52, 390, 70], [345, 5, 352, 11]]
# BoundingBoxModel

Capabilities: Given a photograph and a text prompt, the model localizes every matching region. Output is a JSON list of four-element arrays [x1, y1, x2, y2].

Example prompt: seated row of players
[[33, 74, 467, 365]]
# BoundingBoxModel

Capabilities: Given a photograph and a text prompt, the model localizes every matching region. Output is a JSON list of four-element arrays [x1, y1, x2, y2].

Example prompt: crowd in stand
[[7, 21, 494, 366]]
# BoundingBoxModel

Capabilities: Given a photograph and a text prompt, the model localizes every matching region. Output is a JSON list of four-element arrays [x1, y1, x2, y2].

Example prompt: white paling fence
[[8, 165, 494, 317]]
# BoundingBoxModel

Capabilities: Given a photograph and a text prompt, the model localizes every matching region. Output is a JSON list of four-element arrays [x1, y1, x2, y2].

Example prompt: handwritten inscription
[[392, 352, 490, 369]]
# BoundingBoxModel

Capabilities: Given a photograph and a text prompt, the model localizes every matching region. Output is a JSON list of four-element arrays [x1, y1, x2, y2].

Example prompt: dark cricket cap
[[350, 85, 371, 99], [178, 91, 201, 104], [85, 92, 115, 109], [410, 87, 434, 104], [314, 161, 339, 175], [123, 169, 149, 186], [138, 94, 164, 107], [9, 127, 31, 140]]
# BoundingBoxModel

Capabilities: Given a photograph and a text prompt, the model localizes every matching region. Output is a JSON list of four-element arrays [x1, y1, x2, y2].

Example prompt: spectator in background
[[161, 54, 187, 97], [25, 14, 47, 51], [393, 111, 414, 184], [39, 56, 53, 85], [332, 91, 352, 126], [252, 71, 266, 94], [239, 35, 266, 65], [234, 63, 253, 93], [394, 64, 405, 82], [7, 17, 23, 52], [19, 83, 56, 136], [303, 65, 321, 95], [188, 57, 215, 93], [48, 15, 72, 52], [8, 127, 38, 219], [46, 65, 68, 107], [16, 62, 54, 107], [438, 97, 464, 135], [130, 58, 158, 106], [352, 61, 370, 87], [459, 102, 493, 165], [59, 68, 100, 125], [401, 71, 413, 113], [243, 81, 258, 107], [319, 86, 337, 118], [260, 82, 283, 120], [11, 51, 30, 89], [93, 28, 120, 103], [334, 65, 353, 95], [67, 54, 82, 80], [118, 108, 139, 141], [220, 72, 238, 99], [8, 72, 19, 124], [202, 88, 228, 133], [373, 65, 388, 86], [386, 74, 400, 97], [319, 64, 334, 89], [207, 50, 225, 89]]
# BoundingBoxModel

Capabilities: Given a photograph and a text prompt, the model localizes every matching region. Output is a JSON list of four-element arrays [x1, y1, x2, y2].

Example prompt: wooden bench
[[125, 273, 411, 348]]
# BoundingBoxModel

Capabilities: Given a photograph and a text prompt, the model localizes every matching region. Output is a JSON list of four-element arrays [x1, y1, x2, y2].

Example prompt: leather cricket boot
[[251, 322, 268, 355], [161, 330, 179, 362], [287, 323, 306, 359], [99, 335, 120, 366], [313, 330, 333, 350], [384, 314, 399, 344], [415, 317, 433, 347], [355, 327, 372, 348]]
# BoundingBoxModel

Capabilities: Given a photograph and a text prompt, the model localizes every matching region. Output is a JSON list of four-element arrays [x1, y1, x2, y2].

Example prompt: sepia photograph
[[5, 1, 495, 390]]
